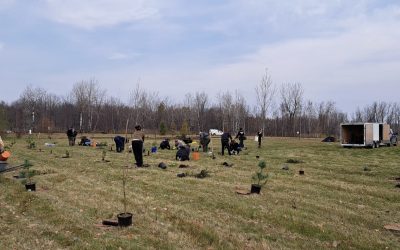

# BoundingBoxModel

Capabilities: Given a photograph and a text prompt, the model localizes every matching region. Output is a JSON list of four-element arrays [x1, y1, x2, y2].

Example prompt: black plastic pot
[[158, 162, 167, 169], [251, 184, 261, 194], [299, 170, 305, 175], [25, 182, 36, 191], [117, 212, 133, 227]]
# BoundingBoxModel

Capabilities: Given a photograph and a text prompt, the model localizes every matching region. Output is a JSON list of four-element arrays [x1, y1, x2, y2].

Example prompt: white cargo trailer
[[340, 123, 392, 148]]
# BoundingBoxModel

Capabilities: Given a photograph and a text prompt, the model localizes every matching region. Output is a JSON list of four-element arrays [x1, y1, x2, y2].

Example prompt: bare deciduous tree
[[217, 91, 233, 132], [193, 92, 209, 132], [71, 79, 106, 132], [255, 68, 275, 134], [280, 82, 304, 136]]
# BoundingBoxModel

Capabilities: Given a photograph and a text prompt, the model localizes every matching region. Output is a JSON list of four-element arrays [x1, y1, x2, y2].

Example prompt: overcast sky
[[0, 0, 399, 113]]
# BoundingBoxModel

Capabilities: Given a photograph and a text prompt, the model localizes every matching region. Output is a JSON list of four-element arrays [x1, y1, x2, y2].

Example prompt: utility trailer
[[340, 123, 392, 148]]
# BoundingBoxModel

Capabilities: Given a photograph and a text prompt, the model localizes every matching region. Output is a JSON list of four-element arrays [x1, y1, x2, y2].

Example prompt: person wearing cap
[[132, 125, 145, 167], [235, 127, 246, 148]]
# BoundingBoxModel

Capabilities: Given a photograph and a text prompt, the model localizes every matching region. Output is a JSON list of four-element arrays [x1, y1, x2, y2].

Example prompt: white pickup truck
[[209, 129, 223, 136]]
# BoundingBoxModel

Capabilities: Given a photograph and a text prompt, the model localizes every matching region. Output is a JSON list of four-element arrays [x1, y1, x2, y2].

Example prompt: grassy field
[[0, 134, 399, 249]]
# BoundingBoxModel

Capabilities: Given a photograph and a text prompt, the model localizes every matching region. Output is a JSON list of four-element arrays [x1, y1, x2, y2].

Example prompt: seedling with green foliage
[[252, 160, 269, 187], [195, 169, 210, 179], [26, 137, 36, 149], [23, 159, 34, 184], [97, 142, 108, 148]]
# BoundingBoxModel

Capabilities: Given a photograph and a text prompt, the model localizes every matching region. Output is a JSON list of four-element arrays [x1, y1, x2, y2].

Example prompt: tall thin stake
[[122, 118, 130, 214]]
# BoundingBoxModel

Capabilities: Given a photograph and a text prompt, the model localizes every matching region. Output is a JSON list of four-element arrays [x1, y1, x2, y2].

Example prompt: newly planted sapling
[[97, 141, 108, 148], [195, 169, 210, 179], [23, 159, 36, 191], [117, 118, 133, 227], [26, 137, 36, 149], [251, 160, 269, 194]]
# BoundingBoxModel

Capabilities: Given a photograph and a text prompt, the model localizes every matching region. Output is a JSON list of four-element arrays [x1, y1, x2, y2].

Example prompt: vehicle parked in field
[[340, 123, 395, 148], [209, 129, 223, 136]]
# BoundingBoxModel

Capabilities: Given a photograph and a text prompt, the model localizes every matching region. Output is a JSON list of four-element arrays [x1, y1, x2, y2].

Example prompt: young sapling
[[251, 160, 269, 194], [23, 159, 36, 191]]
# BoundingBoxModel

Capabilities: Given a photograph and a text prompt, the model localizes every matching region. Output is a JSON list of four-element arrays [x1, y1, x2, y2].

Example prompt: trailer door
[[383, 124, 390, 141], [365, 124, 373, 145], [373, 123, 379, 141]]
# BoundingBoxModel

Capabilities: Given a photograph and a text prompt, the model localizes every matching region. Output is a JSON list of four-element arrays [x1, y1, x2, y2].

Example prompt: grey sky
[[0, 0, 399, 114]]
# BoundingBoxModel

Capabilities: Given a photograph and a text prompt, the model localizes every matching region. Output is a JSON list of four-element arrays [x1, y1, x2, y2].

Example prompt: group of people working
[[66, 124, 263, 167], [126, 126, 262, 166], [220, 127, 263, 155]]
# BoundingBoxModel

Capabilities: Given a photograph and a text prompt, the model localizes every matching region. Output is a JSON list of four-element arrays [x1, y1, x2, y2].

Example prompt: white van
[[209, 129, 223, 136]]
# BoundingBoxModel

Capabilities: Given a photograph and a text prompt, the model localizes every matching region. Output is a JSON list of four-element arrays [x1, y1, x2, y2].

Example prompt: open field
[[0, 134, 399, 249]]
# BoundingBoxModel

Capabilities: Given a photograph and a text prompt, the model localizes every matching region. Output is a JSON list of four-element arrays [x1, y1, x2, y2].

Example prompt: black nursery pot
[[25, 182, 36, 191], [299, 170, 305, 175], [251, 184, 261, 194], [117, 212, 133, 227]]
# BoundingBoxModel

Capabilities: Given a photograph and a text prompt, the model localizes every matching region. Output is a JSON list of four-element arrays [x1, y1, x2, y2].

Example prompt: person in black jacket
[[229, 139, 241, 155], [160, 138, 171, 150], [114, 136, 126, 152], [257, 129, 263, 148], [176, 145, 190, 161], [221, 131, 232, 156], [66, 127, 78, 146], [235, 128, 245, 148]]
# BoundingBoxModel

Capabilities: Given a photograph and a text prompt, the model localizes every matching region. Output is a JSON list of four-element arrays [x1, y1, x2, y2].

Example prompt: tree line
[[1, 72, 400, 137]]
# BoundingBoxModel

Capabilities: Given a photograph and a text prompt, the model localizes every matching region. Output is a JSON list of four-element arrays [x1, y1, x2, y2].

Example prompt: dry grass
[[0, 134, 399, 249]]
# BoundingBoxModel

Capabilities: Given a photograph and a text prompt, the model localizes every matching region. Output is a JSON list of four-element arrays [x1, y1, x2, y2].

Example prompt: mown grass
[[0, 134, 399, 249]]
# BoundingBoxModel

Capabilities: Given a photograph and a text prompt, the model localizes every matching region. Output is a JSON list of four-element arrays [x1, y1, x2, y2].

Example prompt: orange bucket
[[192, 152, 200, 161], [0, 151, 11, 161]]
